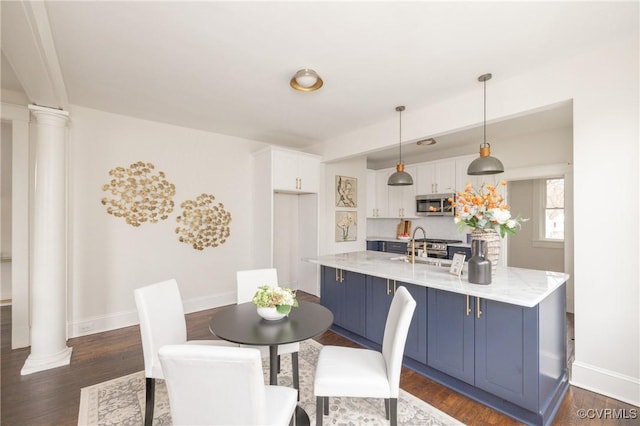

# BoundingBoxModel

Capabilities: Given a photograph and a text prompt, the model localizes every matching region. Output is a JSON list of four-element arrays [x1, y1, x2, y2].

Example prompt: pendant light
[[388, 106, 414, 186], [467, 73, 504, 175]]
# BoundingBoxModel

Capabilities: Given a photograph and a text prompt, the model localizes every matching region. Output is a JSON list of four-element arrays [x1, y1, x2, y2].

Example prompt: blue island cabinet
[[365, 277, 427, 363], [320, 266, 366, 336], [427, 287, 568, 425]]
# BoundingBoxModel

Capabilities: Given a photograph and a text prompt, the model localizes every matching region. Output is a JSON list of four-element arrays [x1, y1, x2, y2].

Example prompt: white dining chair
[[236, 268, 300, 392], [134, 278, 237, 426], [159, 344, 298, 425], [313, 286, 416, 426]]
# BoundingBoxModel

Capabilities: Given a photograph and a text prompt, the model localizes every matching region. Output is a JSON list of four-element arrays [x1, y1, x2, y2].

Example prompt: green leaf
[[276, 304, 292, 314]]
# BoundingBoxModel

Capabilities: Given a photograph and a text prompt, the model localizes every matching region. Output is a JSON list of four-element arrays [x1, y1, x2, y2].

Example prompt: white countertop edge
[[305, 251, 569, 308]]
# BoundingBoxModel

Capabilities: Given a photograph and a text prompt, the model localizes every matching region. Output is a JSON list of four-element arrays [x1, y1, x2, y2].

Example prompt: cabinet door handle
[[335, 268, 339, 282], [386, 279, 391, 295], [476, 297, 482, 318], [340, 269, 344, 283], [466, 295, 471, 316], [394, 280, 397, 295]]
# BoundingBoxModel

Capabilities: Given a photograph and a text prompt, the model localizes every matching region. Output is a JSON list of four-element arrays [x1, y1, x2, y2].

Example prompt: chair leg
[[316, 396, 323, 426], [145, 377, 155, 426], [389, 398, 398, 426], [292, 352, 300, 399], [323, 396, 329, 415], [384, 398, 390, 420]]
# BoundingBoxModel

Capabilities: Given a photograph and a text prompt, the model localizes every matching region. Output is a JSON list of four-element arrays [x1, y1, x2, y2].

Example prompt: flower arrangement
[[252, 285, 299, 314], [451, 181, 527, 237]]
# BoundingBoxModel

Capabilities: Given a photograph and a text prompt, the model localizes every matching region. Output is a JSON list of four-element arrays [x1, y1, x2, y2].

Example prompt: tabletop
[[209, 300, 334, 347]]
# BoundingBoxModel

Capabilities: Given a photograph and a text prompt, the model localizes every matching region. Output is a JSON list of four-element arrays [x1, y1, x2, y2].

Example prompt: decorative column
[[21, 105, 72, 375]]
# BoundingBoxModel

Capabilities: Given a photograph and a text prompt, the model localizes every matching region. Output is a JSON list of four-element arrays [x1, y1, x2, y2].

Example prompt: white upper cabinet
[[388, 165, 417, 218], [416, 160, 456, 195], [366, 170, 378, 218], [373, 170, 390, 218], [367, 167, 417, 219], [273, 148, 320, 193]]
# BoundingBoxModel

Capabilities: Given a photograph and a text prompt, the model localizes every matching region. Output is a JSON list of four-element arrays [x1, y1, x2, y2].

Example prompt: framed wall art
[[335, 211, 357, 242], [335, 175, 357, 208]]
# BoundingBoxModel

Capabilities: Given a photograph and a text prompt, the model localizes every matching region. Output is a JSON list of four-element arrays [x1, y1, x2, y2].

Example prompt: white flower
[[489, 208, 511, 224], [506, 219, 517, 229]]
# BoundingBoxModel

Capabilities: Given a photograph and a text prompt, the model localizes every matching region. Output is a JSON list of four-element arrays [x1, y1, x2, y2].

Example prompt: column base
[[21, 346, 73, 375]]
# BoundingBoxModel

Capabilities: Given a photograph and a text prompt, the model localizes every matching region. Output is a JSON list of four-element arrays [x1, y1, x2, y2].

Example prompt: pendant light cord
[[399, 108, 403, 163], [483, 78, 487, 146]]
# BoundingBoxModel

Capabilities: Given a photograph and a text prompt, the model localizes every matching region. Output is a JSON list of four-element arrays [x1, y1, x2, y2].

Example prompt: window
[[543, 178, 564, 240]]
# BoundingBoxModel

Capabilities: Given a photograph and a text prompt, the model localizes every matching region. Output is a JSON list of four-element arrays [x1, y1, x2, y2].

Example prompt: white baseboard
[[21, 346, 73, 375], [67, 291, 236, 338], [571, 360, 640, 407], [12, 324, 30, 349]]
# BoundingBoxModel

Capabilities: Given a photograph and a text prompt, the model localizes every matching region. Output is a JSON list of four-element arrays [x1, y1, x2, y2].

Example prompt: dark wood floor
[[1, 292, 636, 425]]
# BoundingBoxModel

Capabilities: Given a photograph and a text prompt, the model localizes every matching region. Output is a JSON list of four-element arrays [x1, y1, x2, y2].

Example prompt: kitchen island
[[305, 250, 570, 426]]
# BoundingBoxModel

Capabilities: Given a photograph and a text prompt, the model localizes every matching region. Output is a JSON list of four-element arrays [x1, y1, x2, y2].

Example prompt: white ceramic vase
[[256, 306, 287, 321]]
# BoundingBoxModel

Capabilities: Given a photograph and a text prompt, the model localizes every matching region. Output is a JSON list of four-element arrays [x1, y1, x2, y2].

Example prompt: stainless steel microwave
[[415, 193, 455, 216]]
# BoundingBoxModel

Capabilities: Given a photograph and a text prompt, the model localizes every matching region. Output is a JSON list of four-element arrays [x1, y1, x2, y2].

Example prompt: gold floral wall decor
[[175, 193, 232, 250], [101, 161, 176, 227]]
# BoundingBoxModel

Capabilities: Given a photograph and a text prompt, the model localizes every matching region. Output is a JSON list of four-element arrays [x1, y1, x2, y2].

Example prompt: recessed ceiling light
[[290, 69, 323, 92], [417, 138, 436, 146]]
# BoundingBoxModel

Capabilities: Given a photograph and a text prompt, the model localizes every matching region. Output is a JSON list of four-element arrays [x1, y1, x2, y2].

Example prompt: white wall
[[317, 37, 640, 406], [273, 193, 299, 287], [67, 105, 267, 335], [1, 122, 12, 302], [507, 179, 564, 273], [320, 157, 368, 255]]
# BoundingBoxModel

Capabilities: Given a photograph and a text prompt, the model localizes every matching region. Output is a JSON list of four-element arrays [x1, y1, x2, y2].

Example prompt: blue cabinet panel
[[343, 270, 367, 336], [385, 241, 407, 254], [365, 276, 392, 344], [475, 298, 539, 411], [320, 266, 366, 336], [427, 289, 475, 384], [402, 283, 427, 364], [366, 277, 427, 363], [367, 240, 380, 251]]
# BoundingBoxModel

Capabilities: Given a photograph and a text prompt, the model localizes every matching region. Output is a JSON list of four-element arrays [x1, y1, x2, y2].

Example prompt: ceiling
[[1, 2, 636, 156]]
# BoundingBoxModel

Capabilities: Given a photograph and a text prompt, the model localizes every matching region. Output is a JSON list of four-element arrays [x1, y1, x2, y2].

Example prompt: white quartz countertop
[[305, 251, 569, 308]]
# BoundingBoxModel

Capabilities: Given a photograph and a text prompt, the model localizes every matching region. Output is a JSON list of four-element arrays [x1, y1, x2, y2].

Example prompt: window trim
[[532, 177, 565, 247]]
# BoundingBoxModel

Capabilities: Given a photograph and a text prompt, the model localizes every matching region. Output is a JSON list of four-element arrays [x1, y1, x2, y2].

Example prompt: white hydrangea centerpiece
[[252, 285, 299, 314]]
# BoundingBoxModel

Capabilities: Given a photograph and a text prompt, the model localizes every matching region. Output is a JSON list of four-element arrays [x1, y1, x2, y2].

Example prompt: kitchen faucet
[[410, 226, 428, 264]]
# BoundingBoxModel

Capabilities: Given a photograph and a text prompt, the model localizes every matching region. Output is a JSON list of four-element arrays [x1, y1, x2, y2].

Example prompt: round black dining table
[[209, 300, 333, 426], [209, 300, 333, 385]]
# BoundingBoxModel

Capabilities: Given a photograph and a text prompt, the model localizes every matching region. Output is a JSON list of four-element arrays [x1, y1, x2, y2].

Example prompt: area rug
[[78, 339, 463, 425]]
